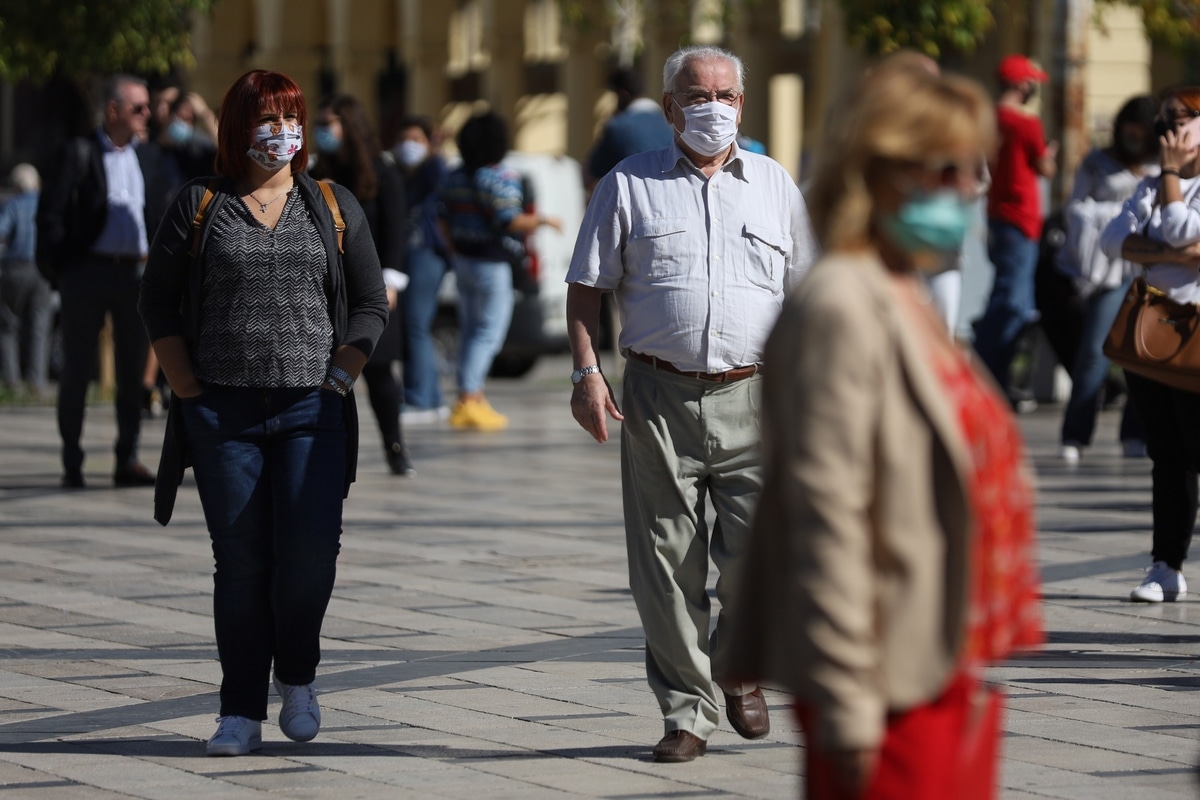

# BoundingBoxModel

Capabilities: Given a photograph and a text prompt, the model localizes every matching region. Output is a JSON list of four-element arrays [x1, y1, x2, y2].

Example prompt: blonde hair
[[808, 64, 995, 253]]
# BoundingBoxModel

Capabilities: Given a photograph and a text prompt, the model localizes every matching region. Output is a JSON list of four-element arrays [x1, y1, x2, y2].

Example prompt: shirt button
[[712, 291, 719, 297]]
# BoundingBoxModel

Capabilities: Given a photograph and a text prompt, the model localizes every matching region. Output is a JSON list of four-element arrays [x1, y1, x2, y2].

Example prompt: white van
[[434, 151, 586, 377]]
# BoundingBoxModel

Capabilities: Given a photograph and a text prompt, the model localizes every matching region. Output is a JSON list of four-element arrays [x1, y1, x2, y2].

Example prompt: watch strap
[[327, 364, 355, 390]]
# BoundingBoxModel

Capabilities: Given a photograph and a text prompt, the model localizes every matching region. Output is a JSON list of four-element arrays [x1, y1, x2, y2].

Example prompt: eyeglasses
[[128, 103, 150, 115], [885, 156, 987, 194], [672, 89, 742, 107]]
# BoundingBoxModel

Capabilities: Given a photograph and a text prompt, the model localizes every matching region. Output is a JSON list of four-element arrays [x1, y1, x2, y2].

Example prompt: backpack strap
[[189, 179, 221, 258], [317, 179, 345, 253]]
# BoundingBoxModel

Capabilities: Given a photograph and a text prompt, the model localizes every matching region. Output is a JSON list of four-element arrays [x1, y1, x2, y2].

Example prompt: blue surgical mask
[[315, 125, 341, 155], [166, 118, 193, 145], [396, 140, 428, 168], [880, 189, 971, 259]]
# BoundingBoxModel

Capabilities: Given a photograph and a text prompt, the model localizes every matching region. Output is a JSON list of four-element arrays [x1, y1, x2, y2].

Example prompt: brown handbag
[[1103, 276, 1200, 393]]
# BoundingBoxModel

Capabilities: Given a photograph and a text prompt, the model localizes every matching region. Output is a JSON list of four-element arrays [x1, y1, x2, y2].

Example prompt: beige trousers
[[620, 357, 762, 740]]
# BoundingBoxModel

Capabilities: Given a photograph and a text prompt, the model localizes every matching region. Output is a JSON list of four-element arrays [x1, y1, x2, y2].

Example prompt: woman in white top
[[1100, 87, 1200, 603], [1057, 95, 1159, 463]]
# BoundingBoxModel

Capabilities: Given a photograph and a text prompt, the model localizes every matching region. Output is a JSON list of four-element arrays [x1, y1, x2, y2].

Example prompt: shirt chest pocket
[[629, 216, 690, 280], [742, 223, 788, 293]]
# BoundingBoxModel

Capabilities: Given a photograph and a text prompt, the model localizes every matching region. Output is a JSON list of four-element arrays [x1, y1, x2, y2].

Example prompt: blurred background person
[[1055, 95, 1158, 464], [1100, 86, 1200, 603], [312, 94, 413, 475], [0, 163, 52, 398], [974, 54, 1058, 404], [394, 114, 451, 423], [143, 88, 220, 418], [732, 63, 1041, 799], [437, 110, 561, 431], [37, 73, 166, 489], [584, 66, 674, 192], [139, 69, 388, 755], [155, 89, 219, 197]]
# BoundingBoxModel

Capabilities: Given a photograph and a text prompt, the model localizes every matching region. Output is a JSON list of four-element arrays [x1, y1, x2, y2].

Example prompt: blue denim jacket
[[0, 191, 38, 263]]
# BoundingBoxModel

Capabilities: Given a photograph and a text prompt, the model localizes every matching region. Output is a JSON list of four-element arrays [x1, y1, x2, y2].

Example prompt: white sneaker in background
[[402, 406, 451, 425], [1130, 561, 1187, 603], [207, 715, 262, 756], [1060, 444, 1082, 464], [274, 676, 321, 742]]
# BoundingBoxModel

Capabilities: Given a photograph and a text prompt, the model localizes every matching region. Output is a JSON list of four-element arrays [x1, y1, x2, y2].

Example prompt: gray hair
[[101, 74, 147, 107], [662, 46, 745, 95], [9, 163, 39, 193]]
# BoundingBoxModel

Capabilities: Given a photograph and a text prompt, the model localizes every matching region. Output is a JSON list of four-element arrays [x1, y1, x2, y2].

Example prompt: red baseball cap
[[997, 54, 1048, 85]]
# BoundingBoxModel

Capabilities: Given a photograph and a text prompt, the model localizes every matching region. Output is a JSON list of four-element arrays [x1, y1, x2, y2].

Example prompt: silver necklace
[[248, 185, 291, 213]]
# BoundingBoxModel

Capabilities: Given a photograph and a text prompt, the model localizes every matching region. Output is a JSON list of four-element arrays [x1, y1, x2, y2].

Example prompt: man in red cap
[[973, 54, 1059, 403]]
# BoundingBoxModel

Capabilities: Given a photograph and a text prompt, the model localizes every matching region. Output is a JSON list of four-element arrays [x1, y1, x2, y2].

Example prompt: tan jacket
[[729, 251, 1019, 751]]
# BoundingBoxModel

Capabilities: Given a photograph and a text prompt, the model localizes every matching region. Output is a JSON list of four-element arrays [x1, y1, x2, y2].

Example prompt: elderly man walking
[[565, 45, 816, 763]]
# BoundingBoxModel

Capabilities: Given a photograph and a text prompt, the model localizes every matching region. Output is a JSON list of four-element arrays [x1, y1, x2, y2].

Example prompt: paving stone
[[2, 362, 1200, 797]]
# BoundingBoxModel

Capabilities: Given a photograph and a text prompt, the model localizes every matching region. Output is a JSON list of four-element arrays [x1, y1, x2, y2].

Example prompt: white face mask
[[674, 99, 740, 157], [247, 119, 303, 171], [397, 140, 428, 168]]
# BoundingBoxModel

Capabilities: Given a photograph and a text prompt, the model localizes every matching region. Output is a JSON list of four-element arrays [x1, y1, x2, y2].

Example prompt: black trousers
[[1125, 372, 1200, 569], [56, 257, 147, 473]]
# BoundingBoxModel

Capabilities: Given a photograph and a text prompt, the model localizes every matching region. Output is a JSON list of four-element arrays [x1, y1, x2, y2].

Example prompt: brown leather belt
[[628, 351, 761, 382]]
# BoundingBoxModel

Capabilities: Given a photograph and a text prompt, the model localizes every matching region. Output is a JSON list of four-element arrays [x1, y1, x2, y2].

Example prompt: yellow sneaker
[[449, 398, 508, 431], [448, 400, 473, 429]]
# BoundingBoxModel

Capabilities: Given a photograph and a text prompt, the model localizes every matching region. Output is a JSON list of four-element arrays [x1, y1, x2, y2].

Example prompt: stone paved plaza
[[0, 355, 1197, 799]]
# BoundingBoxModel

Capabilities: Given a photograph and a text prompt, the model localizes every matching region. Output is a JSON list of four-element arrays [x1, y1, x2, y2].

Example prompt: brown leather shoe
[[113, 461, 156, 488], [652, 730, 707, 763], [724, 687, 770, 739]]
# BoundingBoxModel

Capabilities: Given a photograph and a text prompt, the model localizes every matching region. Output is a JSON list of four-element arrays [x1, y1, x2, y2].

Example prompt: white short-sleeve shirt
[[566, 140, 817, 373]]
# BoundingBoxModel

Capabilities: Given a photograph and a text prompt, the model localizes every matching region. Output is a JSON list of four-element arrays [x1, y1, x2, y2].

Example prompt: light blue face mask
[[166, 118, 193, 145], [880, 189, 971, 256], [314, 125, 341, 155]]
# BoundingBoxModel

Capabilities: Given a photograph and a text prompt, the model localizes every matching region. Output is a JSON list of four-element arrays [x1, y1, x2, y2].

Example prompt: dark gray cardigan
[[139, 173, 389, 525]]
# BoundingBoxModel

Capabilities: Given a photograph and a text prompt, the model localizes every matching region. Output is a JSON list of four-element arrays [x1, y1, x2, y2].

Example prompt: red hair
[[1163, 86, 1200, 115], [215, 70, 309, 182]]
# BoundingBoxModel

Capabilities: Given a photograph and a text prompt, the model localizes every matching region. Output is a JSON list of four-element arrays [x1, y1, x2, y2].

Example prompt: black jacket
[[36, 130, 168, 275], [138, 173, 389, 525]]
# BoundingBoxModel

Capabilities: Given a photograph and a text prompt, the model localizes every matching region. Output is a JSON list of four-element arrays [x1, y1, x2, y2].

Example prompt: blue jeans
[[453, 256, 513, 395], [974, 221, 1040, 395], [402, 245, 448, 410], [182, 384, 346, 720], [0, 260, 52, 389], [1061, 277, 1135, 446]]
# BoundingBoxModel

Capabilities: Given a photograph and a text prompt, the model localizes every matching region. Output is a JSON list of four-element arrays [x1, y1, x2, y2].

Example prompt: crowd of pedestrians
[[4, 40, 1200, 799]]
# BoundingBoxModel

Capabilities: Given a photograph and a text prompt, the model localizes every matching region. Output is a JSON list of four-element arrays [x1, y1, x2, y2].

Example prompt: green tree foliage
[[0, 0, 214, 83], [1098, 0, 1200, 50], [841, 0, 995, 58]]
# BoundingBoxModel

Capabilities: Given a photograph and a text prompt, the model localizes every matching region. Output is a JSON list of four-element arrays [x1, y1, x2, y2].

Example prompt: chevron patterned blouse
[[193, 188, 334, 387]]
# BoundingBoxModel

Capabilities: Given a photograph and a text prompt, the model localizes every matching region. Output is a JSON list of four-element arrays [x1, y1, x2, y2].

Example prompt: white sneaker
[[1060, 444, 1082, 464], [401, 405, 450, 425], [1130, 561, 1188, 603], [207, 715, 262, 756], [274, 676, 321, 742]]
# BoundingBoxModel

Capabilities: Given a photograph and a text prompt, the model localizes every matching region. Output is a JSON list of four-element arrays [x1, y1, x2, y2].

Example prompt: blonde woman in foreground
[[730, 61, 1042, 799]]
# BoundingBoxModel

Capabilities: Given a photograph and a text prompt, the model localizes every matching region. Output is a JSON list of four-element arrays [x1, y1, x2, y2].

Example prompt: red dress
[[798, 349, 1042, 800]]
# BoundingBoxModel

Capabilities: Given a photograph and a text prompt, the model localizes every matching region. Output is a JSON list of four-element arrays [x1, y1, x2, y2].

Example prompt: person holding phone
[[1100, 86, 1200, 603]]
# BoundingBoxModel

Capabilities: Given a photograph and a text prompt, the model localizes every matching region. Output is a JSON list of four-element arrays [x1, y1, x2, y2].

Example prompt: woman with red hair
[[139, 70, 388, 755]]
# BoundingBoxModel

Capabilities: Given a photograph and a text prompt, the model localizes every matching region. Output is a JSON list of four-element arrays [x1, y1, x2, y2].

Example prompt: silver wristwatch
[[571, 364, 601, 384], [324, 376, 349, 397], [326, 365, 354, 396]]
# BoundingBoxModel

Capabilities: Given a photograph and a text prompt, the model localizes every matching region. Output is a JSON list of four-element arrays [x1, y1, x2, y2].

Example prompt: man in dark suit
[[37, 74, 166, 488]]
